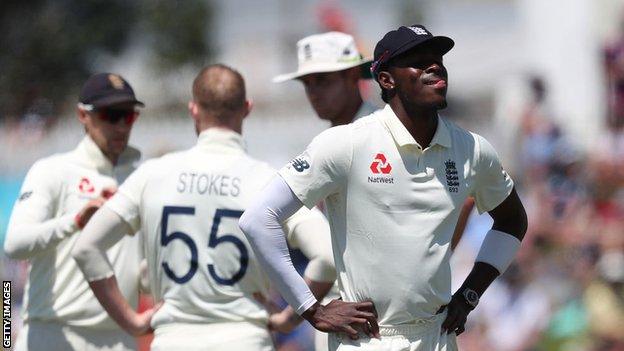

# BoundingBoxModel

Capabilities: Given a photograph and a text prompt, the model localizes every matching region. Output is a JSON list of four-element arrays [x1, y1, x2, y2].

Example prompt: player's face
[[299, 71, 353, 122], [79, 102, 138, 159], [389, 47, 448, 110]]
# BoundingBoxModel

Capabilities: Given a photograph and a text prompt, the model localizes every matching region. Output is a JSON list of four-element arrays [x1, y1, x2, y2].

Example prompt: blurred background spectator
[[2, 1, 623, 350]]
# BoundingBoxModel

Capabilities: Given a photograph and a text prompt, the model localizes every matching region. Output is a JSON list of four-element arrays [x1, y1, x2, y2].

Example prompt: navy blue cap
[[371, 25, 454, 79], [79, 73, 144, 109]]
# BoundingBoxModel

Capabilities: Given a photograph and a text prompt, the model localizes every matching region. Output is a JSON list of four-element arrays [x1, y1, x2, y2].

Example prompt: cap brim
[[91, 95, 145, 109], [393, 36, 455, 60], [273, 58, 373, 83]]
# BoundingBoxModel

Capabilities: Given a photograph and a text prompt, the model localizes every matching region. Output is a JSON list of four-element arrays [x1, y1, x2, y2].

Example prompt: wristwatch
[[460, 288, 479, 309]]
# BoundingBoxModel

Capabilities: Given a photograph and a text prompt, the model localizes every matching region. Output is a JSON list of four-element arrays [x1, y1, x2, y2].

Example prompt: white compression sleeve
[[239, 176, 318, 315], [475, 229, 521, 274], [72, 207, 132, 282]]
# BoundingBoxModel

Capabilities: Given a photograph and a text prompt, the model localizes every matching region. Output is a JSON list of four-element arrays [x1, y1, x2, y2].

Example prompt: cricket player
[[274, 31, 474, 255], [4, 73, 146, 351], [71, 64, 336, 351], [272, 31, 475, 351], [273, 31, 378, 126], [239, 24, 528, 351]]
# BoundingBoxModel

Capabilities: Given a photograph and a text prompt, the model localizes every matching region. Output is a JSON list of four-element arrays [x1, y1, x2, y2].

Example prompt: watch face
[[463, 289, 479, 307]]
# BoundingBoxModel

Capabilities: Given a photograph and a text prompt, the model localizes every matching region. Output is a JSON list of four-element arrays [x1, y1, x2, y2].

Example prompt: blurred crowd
[[451, 58, 624, 350]]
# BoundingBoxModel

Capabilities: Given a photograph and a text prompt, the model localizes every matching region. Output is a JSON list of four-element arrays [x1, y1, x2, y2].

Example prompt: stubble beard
[[396, 86, 447, 119]]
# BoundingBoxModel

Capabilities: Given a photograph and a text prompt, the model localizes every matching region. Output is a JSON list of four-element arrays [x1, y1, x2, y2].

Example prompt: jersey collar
[[380, 104, 452, 149], [196, 128, 246, 153], [75, 135, 141, 174]]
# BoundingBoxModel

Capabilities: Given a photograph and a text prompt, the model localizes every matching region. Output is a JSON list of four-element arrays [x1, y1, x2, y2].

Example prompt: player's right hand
[[75, 188, 116, 229], [127, 301, 163, 336], [302, 299, 380, 340]]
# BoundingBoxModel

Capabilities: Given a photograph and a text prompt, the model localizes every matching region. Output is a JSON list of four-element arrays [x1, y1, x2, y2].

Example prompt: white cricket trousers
[[13, 320, 134, 351], [315, 329, 329, 351], [328, 313, 458, 351], [150, 321, 275, 351]]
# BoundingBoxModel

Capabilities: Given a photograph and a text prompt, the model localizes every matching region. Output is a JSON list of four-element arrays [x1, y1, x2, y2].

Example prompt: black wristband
[[454, 288, 479, 310]]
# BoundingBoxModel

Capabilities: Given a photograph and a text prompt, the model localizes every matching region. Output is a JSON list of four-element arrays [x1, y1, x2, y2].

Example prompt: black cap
[[371, 25, 454, 79], [79, 73, 144, 109]]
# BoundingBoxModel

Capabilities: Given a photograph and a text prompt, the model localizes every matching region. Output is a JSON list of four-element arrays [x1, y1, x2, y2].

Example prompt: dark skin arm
[[441, 187, 527, 335]]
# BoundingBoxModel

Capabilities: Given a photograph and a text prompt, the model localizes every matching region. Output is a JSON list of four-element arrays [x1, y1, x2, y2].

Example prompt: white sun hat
[[273, 31, 372, 83]]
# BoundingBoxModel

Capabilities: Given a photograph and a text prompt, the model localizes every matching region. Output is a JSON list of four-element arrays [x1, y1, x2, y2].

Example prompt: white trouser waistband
[[378, 313, 444, 337]]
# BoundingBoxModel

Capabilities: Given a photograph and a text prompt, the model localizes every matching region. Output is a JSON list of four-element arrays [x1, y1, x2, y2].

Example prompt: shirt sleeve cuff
[[104, 193, 140, 233], [475, 180, 514, 214]]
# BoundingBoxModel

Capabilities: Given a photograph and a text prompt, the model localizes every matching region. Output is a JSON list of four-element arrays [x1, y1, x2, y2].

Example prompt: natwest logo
[[370, 153, 392, 174], [78, 177, 95, 193]]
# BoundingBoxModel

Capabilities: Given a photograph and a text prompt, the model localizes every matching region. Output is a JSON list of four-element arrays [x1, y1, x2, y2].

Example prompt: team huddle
[[4, 25, 527, 351]]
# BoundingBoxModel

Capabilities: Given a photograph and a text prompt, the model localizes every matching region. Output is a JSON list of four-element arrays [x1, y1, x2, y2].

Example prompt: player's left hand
[[438, 294, 471, 335]]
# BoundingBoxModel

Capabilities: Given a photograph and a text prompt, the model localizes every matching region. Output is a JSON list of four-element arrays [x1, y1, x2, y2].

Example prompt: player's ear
[[378, 71, 395, 91], [188, 101, 199, 120], [242, 99, 253, 119], [77, 106, 89, 126]]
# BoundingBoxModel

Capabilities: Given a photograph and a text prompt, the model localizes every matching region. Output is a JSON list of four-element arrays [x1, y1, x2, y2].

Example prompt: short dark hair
[[192, 64, 246, 121]]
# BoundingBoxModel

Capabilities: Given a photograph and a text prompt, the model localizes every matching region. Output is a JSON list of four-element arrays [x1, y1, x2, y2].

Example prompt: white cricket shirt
[[4, 136, 142, 329], [319, 99, 380, 306], [279, 104, 514, 326], [105, 128, 325, 328]]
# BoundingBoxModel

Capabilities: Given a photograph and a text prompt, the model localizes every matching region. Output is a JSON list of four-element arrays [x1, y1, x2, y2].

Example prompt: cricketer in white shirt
[[239, 105, 526, 350], [281, 105, 514, 322], [74, 128, 335, 351], [240, 24, 527, 351], [72, 64, 336, 351], [4, 135, 143, 351]]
